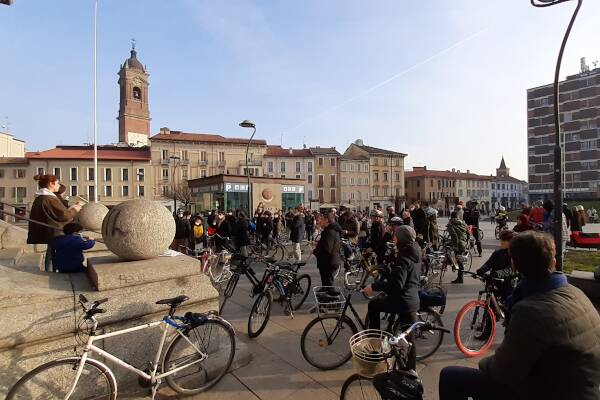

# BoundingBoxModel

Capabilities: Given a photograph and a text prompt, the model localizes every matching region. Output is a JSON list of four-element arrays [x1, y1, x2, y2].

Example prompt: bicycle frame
[[64, 317, 208, 399]]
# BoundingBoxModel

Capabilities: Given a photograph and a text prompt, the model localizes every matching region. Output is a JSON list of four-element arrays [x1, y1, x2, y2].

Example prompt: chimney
[[160, 127, 171, 135], [467, 169, 470, 174], [303, 144, 307, 149], [452, 168, 455, 172], [355, 139, 364, 146], [289, 147, 293, 155]]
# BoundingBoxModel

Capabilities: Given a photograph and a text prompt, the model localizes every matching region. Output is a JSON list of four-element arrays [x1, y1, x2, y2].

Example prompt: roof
[[26, 146, 151, 161], [150, 132, 267, 146], [355, 144, 407, 157], [122, 49, 145, 71], [499, 157, 507, 170], [405, 168, 492, 180], [493, 175, 527, 184], [265, 145, 313, 157], [0, 157, 28, 165], [309, 147, 340, 156]]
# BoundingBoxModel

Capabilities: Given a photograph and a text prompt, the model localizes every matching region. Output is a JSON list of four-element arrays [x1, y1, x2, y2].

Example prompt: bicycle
[[342, 249, 381, 300], [454, 271, 511, 357], [300, 276, 445, 370], [7, 294, 235, 399], [247, 260, 311, 338], [494, 219, 509, 239], [339, 321, 449, 400]]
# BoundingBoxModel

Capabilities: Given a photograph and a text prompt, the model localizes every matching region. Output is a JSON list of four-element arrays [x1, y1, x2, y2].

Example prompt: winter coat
[[463, 207, 480, 228], [290, 213, 305, 243], [313, 222, 341, 271], [529, 207, 545, 224], [411, 208, 426, 236], [372, 242, 421, 313], [368, 220, 386, 257], [339, 212, 359, 239], [27, 191, 78, 244], [455, 206, 464, 220], [232, 218, 251, 248], [257, 215, 273, 237], [479, 280, 600, 400], [174, 217, 191, 239], [50, 234, 95, 273], [446, 218, 468, 253], [476, 248, 516, 298]]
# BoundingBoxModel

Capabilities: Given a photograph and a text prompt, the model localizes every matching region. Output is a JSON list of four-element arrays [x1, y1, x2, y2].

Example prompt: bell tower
[[117, 41, 151, 146], [496, 156, 510, 178]]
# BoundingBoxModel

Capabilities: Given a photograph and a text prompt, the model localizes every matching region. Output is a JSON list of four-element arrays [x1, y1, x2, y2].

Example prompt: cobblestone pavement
[[127, 218, 594, 400]]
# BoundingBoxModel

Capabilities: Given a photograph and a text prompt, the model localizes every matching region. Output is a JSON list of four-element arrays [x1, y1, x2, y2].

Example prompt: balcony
[[239, 159, 262, 166], [217, 160, 226, 167], [198, 160, 208, 166], [160, 159, 170, 165], [180, 159, 189, 165]]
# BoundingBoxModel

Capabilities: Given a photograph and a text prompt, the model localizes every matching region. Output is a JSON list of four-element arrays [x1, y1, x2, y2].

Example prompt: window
[[342, 177, 347, 185], [200, 151, 207, 161], [308, 161, 313, 173], [374, 172, 379, 182], [71, 185, 78, 196], [105, 186, 112, 197], [268, 161, 274, 173], [133, 86, 141, 100], [138, 185, 145, 197], [318, 158, 323, 167], [37, 167, 45, 175], [162, 168, 169, 179], [16, 187, 27, 200], [296, 161, 301, 173], [374, 187, 379, 196], [330, 189, 336, 202], [330, 158, 336, 167], [280, 174, 286, 179], [0, 170, 4, 178], [70, 167, 77, 181], [121, 168, 129, 181], [16, 169, 26, 178], [330, 175, 336, 187], [53, 167, 60, 180], [137, 168, 144, 181], [88, 186, 95, 200], [200, 170, 206, 178], [181, 150, 188, 161], [182, 167, 188, 179], [218, 152, 225, 161], [0, 187, 6, 198], [384, 158, 388, 166], [308, 190, 313, 200], [383, 172, 388, 182], [105, 168, 112, 182], [280, 162, 286, 173], [342, 192, 347, 201], [122, 185, 129, 197], [318, 189, 324, 202], [308, 175, 313, 184], [87, 167, 95, 181], [395, 173, 400, 181], [318, 175, 324, 187], [162, 186, 169, 195], [296, 174, 301, 179], [162, 149, 169, 160], [416, 180, 420, 187], [351, 177, 355, 185]]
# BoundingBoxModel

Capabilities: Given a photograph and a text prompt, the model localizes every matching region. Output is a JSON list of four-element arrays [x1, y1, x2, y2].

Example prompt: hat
[[390, 216, 403, 225], [394, 225, 416, 244]]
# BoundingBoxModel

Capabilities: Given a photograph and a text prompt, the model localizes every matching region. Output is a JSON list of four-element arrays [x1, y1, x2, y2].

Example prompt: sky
[[2, 1, 600, 181]]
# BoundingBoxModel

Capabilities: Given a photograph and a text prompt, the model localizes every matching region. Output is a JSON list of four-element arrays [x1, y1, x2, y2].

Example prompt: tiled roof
[[356, 144, 407, 157], [405, 169, 492, 180], [0, 157, 28, 165], [265, 145, 313, 157], [309, 147, 340, 156], [494, 174, 527, 183], [150, 132, 267, 146], [26, 146, 151, 161]]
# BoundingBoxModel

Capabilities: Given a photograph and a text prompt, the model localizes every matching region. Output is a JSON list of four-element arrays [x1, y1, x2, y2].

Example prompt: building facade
[[340, 155, 370, 210], [0, 132, 25, 157], [263, 145, 314, 206], [0, 157, 30, 221], [527, 61, 600, 201], [491, 157, 528, 210], [310, 147, 340, 206], [343, 139, 406, 211]]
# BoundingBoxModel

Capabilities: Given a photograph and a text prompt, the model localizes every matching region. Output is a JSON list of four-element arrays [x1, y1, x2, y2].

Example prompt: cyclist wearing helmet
[[367, 209, 386, 263], [496, 206, 508, 228]]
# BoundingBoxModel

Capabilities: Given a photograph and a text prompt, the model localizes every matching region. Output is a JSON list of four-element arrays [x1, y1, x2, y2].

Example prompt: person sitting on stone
[[50, 222, 95, 273]]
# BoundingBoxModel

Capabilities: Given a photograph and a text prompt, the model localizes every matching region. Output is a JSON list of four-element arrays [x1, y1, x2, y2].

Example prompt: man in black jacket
[[313, 212, 341, 287], [476, 229, 517, 300], [290, 205, 305, 261], [411, 201, 426, 237], [463, 200, 482, 256], [171, 210, 191, 253], [363, 225, 421, 370]]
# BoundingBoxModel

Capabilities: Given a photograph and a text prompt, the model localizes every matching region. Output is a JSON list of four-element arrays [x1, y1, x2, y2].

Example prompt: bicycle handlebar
[[387, 321, 450, 348], [462, 270, 505, 283]]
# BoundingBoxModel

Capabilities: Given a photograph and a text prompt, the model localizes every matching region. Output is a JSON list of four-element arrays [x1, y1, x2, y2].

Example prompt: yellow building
[[0, 131, 25, 157], [263, 145, 314, 207], [0, 157, 30, 221], [309, 147, 340, 206], [340, 155, 370, 211]]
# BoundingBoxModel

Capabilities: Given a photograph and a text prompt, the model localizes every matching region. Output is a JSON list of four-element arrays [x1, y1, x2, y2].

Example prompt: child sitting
[[51, 222, 96, 273]]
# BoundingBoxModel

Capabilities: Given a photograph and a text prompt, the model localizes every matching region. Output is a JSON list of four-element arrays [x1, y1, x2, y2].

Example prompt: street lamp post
[[169, 155, 181, 213], [531, 0, 583, 271], [239, 120, 256, 215]]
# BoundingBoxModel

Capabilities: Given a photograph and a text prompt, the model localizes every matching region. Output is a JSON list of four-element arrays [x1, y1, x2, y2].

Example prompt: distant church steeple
[[496, 156, 509, 177], [117, 41, 151, 146]]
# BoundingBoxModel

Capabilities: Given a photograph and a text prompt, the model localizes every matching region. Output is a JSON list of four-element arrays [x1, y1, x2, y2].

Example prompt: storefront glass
[[282, 193, 304, 211]]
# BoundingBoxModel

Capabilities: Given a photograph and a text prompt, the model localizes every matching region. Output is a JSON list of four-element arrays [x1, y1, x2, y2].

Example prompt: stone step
[[15, 252, 45, 270], [0, 248, 24, 266]]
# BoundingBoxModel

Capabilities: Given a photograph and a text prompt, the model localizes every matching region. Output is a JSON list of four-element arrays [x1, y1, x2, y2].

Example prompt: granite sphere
[[101, 199, 175, 260], [78, 202, 109, 231]]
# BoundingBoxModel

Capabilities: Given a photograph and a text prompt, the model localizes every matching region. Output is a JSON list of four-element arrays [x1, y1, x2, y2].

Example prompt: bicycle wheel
[[268, 244, 285, 262], [340, 374, 380, 400], [412, 309, 444, 360], [164, 318, 235, 394], [361, 268, 382, 300], [477, 229, 484, 241], [494, 225, 501, 240], [454, 300, 497, 357], [333, 263, 343, 280], [300, 315, 358, 370], [289, 273, 311, 310], [248, 291, 272, 338], [462, 251, 473, 272], [6, 357, 116, 400]]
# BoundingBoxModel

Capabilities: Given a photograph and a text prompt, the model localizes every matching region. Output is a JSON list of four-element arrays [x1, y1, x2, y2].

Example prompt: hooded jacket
[[50, 234, 96, 273], [446, 218, 468, 253], [27, 189, 78, 244]]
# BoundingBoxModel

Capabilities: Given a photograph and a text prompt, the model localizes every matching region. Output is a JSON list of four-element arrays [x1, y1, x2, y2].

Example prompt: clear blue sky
[[2, 0, 600, 180]]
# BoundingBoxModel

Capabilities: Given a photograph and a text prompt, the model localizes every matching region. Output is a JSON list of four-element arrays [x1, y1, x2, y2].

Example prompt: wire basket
[[312, 286, 344, 316], [349, 330, 394, 378]]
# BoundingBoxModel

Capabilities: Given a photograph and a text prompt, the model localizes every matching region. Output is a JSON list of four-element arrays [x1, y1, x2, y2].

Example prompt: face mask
[[195, 222, 201, 225]]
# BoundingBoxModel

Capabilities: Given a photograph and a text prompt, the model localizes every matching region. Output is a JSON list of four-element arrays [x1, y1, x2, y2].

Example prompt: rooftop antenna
[[131, 38, 136, 50], [280, 132, 283, 146], [1, 116, 8, 132]]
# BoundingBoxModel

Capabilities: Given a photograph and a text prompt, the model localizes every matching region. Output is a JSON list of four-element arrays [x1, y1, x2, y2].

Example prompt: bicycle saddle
[[156, 295, 189, 307]]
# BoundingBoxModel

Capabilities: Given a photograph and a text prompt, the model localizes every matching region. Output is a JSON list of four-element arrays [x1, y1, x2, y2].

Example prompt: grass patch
[[564, 250, 600, 274]]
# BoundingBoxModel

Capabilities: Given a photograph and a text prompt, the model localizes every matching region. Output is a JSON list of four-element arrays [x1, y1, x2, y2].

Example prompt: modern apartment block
[[527, 61, 600, 201]]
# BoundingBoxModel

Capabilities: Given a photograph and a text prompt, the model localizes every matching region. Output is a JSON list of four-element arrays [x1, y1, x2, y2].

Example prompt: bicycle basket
[[313, 286, 344, 316], [418, 286, 447, 308], [349, 329, 394, 378]]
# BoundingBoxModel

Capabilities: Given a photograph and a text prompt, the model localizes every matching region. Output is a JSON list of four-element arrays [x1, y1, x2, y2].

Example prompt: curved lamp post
[[531, 0, 583, 271], [239, 120, 256, 215]]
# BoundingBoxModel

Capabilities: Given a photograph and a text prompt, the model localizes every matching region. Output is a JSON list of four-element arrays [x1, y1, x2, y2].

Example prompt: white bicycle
[[7, 294, 236, 399]]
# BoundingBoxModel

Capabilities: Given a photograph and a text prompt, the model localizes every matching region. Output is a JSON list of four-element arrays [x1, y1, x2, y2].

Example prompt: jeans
[[439, 366, 513, 400], [318, 266, 335, 287], [473, 227, 482, 255]]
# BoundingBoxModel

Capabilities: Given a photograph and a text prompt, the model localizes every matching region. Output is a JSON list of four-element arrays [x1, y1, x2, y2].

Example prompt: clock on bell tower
[[117, 41, 151, 146]]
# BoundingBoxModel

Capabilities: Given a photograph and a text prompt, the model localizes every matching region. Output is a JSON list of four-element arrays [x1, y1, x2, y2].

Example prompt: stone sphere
[[78, 202, 109, 231], [101, 199, 175, 260]]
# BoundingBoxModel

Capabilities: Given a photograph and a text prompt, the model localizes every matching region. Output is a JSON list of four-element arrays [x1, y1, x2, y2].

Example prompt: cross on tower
[[131, 38, 136, 50]]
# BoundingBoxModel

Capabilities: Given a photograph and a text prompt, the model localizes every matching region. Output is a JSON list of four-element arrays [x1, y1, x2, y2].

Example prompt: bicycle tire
[[409, 309, 444, 361], [6, 357, 116, 400], [339, 373, 380, 400], [478, 229, 484, 241], [454, 300, 497, 357], [163, 318, 235, 394], [248, 291, 272, 338], [300, 315, 358, 370], [494, 225, 501, 240], [463, 251, 473, 272], [268, 244, 285, 262], [290, 274, 311, 310]]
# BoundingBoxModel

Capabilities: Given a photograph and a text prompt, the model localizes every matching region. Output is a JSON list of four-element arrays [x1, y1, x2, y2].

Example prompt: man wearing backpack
[[447, 211, 468, 284]]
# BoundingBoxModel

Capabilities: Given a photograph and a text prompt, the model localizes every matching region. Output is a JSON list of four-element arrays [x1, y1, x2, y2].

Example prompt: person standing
[[463, 201, 482, 256], [27, 174, 82, 272], [305, 209, 315, 241], [368, 210, 386, 264], [447, 211, 468, 284], [411, 201, 426, 237], [171, 210, 191, 253], [313, 212, 341, 287], [387, 206, 397, 224], [290, 204, 305, 261], [191, 216, 206, 252], [455, 201, 465, 220]]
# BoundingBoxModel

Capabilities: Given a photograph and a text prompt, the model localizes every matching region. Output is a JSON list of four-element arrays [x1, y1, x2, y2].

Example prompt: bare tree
[[168, 181, 193, 209]]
